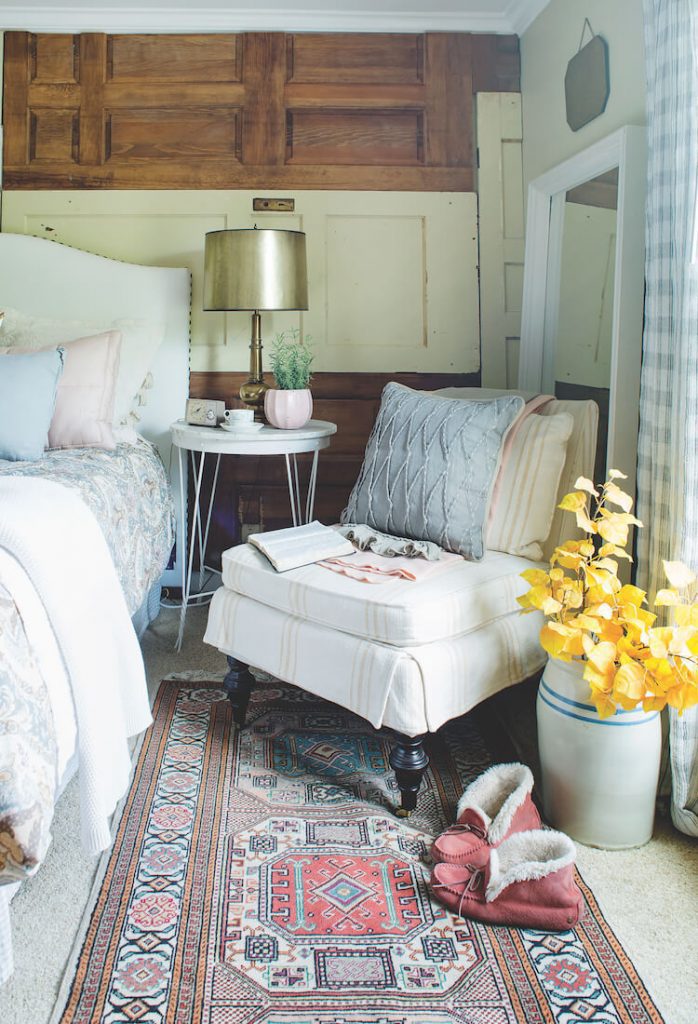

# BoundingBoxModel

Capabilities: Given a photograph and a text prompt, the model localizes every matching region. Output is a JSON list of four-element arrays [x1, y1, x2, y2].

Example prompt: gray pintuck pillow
[[342, 383, 524, 560]]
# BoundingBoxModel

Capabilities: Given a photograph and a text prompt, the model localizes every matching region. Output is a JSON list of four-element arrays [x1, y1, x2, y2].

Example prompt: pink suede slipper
[[430, 829, 582, 931], [432, 763, 541, 867]]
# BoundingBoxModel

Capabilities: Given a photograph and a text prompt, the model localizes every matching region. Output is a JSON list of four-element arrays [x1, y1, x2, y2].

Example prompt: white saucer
[[220, 422, 264, 433]]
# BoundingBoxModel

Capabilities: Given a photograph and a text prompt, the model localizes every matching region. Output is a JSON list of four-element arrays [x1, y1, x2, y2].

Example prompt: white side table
[[170, 419, 337, 649]]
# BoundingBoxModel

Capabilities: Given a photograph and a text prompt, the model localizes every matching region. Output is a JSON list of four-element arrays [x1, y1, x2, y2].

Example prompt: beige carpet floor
[[0, 604, 695, 1024]]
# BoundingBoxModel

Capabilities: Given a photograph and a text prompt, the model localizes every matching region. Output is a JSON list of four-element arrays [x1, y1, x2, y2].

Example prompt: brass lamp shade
[[203, 227, 309, 418], [203, 228, 308, 311]]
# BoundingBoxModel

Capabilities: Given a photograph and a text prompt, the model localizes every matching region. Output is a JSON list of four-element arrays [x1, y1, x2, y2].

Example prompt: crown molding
[[0, 5, 520, 36], [506, 0, 550, 35]]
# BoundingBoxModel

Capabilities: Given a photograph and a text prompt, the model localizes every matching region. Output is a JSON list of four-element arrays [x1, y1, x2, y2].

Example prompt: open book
[[248, 521, 355, 572]]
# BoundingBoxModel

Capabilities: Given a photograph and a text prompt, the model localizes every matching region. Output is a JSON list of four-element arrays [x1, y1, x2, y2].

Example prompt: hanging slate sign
[[565, 30, 610, 132]]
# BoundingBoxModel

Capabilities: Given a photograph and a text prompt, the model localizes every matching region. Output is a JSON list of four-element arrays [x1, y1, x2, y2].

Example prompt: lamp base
[[239, 377, 269, 421], [240, 310, 268, 421]]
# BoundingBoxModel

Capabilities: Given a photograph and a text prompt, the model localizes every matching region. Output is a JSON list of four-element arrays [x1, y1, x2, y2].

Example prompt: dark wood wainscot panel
[[3, 31, 519, 190], [188, 370, 480, 562]]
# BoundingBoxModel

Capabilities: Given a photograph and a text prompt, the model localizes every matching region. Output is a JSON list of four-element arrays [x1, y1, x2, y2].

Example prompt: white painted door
[[476, 93, 525, 388]]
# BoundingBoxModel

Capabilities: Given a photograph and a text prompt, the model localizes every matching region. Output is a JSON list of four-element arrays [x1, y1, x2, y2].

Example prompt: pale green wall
[[520, 0, 646, 187]]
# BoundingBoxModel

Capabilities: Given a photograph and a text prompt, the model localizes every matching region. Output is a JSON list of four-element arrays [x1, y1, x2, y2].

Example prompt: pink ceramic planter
[[264, 388, 313, 429]]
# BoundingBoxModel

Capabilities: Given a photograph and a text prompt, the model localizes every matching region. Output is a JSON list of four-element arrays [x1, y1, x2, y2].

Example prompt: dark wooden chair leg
[[389, 733, 429, 817], [223, 656, 256, 728]]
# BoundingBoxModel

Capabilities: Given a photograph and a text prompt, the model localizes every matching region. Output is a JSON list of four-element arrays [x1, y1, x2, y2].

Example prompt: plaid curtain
[[636, 0, 698, 835]]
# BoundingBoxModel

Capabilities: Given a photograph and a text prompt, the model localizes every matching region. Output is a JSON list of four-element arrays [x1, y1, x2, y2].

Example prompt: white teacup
[[224, 408, 254, 425]]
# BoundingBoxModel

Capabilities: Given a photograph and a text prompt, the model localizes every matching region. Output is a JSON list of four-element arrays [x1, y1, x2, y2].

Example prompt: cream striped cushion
[[540, 399, 599, 560], [487, 411, 574, 561], [219, 542, 540, 647]]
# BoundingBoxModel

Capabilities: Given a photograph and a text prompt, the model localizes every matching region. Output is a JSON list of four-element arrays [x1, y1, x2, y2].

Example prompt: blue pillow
[[0, 348, 65, 461]]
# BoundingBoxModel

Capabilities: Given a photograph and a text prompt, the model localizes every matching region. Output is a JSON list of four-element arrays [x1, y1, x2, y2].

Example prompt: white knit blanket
[[0, 476, 152, 856]]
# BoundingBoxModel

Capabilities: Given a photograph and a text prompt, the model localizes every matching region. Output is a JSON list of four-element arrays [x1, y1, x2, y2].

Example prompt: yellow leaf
[[586, 601, 614, 619], [654, 588, 682, 606], [525, 585, 554, 611], [608, 468, 628, 480], [540, 624, 572, 660], [520, 568, 551, 587], [642, 695, 666, 713], [665, 682, 698, 714], [585, 665, 613, 692], [604, 481, 634, 513], [567, 613, 602, 631], [558, 540, 586, 553], [599, 542, 633, 561], [594, 557, 619, 573], [574, 476, 599, 496], [673, 605, 697, 627], [619, 584, 647, 608], [597, 518, 629, 546], [598, 508, 642, 526], [663, 560, 697, 589], [589, 690, 618, 718], [563, 586, 584, 609], [612, 662, 647, 706], [556, 551, 585, 570], [558, 491, 588, 512], [564, 632, 586, 657], [575, 508, 598, 534], [586, 641, 618, 673], [648, 628, 673, 659], [636, 608, 657, 629], [541, 596, 563, 616], [597, 620, 625, 643]]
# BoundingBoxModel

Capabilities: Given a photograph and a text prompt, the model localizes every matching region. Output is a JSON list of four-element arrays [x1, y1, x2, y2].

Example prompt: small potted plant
[[264, 329, 314, 429], [519, 471, 698, 848]]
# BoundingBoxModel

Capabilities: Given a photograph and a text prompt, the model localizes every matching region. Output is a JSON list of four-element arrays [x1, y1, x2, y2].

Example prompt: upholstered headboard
[[0, 232, 190, 586]]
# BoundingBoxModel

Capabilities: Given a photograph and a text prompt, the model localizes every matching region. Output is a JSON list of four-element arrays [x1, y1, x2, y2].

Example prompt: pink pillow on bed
[[0, 330, 121, 450]]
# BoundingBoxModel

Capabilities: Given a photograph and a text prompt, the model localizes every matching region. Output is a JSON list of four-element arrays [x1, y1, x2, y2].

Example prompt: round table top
[[170, 418, 337, 455]]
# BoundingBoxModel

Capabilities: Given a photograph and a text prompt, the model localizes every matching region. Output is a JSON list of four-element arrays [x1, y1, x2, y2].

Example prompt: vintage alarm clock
[[185, 398, 225, 426]]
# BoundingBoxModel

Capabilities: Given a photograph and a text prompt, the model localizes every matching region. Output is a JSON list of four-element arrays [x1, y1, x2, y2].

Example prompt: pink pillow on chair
[[0, 330, 121, 449]]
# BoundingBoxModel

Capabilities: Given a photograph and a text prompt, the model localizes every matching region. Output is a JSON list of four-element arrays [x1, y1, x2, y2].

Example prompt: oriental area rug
[[53, 678, 663, 1024]]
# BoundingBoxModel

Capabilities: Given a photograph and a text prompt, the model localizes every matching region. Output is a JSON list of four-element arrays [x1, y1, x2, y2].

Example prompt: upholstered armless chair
[[204, 391, 598, 815]]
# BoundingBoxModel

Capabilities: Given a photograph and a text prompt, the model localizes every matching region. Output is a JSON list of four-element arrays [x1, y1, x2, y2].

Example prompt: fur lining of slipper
[[456, 763, 533, 844], [485, 830, 576, 903]]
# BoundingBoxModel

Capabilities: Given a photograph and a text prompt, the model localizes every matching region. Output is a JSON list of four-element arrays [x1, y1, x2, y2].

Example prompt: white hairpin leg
[[200, 452, 221, 582], [306, 450, 319, 522], [285, 454, 299, 527], [293, 455, 302, 523], [177, 448, 207, 652], [285, 451, 320, 526], [176, 444, 187, 651], [191, 450, 206, 590]]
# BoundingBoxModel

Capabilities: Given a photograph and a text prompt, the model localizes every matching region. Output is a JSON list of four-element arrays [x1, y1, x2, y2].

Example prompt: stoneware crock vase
[[264, 388, 313, 429], [536, 657, 661, 849]]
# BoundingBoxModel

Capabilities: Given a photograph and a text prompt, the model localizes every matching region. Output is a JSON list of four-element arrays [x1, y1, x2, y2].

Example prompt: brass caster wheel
[[395, 807, 412, 819]]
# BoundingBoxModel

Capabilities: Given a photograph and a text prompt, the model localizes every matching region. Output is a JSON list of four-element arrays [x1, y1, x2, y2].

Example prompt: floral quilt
[[0, 586, 57, 885], [0, 439, 175, 615]]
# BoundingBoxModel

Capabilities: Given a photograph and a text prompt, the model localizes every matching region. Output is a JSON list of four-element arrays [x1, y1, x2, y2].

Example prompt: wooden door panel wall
[[189, 370, 479, 555], [3, 30, 518, 191]]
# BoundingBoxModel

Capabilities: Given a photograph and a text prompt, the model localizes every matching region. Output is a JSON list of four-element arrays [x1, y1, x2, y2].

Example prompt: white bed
[[0, 233, 190, 982]]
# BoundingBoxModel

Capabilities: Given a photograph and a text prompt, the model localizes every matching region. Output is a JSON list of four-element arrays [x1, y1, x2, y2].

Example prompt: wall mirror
[[518, 126, 646, 499]]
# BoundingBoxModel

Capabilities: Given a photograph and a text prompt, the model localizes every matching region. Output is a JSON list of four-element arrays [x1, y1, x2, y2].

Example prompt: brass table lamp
[[203, 227, 308, 418]]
